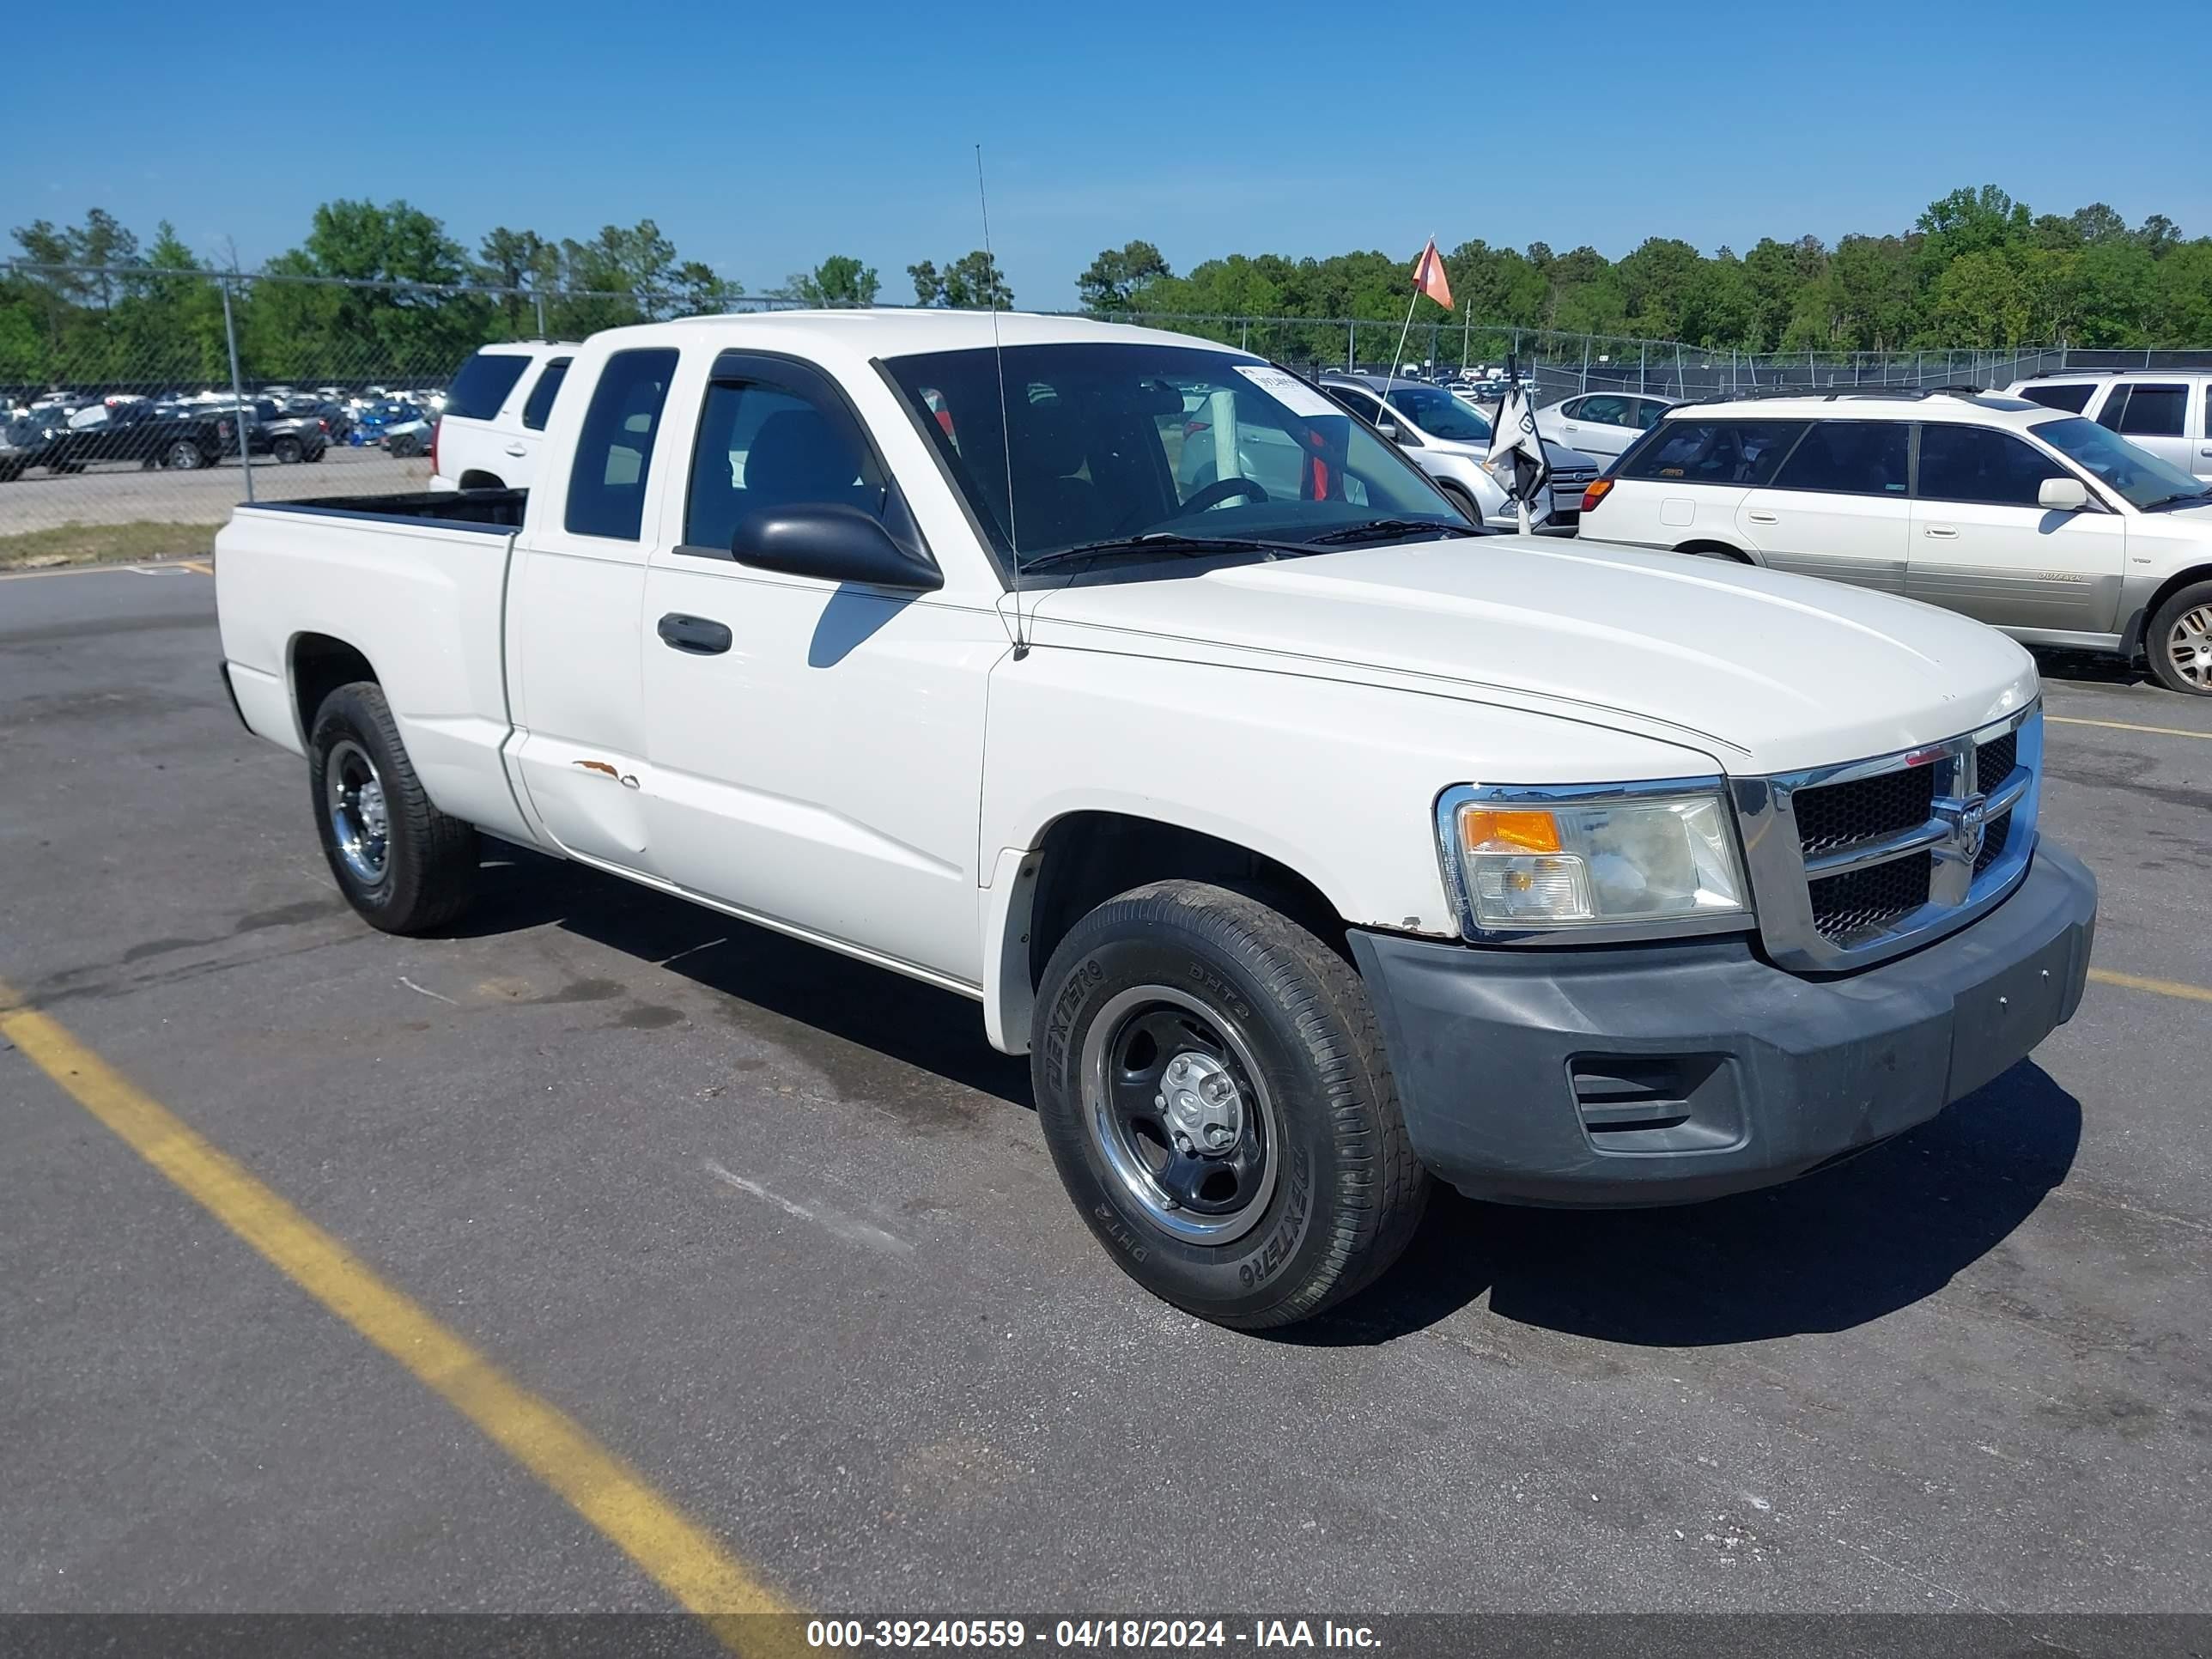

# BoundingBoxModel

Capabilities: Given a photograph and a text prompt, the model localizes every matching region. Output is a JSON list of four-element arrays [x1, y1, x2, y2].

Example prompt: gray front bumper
[[1349, 842, 2097, 1207]]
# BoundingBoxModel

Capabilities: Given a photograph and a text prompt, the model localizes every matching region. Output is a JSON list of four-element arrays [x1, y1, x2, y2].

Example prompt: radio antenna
[[976, 144, 1025, 657]]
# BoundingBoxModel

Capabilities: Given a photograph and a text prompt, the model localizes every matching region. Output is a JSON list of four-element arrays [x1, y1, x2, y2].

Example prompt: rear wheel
[[307, 682, 478, 933], [271, 435, 303, 464], [1031, 881, 1428, 1329], [2147, 580, 2212, 696], [163, 440, 204, 471]]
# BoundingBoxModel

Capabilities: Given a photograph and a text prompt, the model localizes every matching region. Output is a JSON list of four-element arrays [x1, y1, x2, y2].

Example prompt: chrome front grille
[[1792, 764, 1936, 857], [1808, 851, 1933, 942], [1730, 705, 2041, 971]]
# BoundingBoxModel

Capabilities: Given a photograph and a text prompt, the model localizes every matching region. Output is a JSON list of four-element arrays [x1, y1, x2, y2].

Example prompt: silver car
[[1319, 374, 1602, 534]]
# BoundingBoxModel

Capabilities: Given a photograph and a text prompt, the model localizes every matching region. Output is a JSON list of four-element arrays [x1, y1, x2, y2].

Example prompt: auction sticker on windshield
[[1235, 364, 1340, 418]]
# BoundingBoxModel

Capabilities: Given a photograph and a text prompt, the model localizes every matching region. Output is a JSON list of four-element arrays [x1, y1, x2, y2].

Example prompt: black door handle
[[656, 613, 732, 655]]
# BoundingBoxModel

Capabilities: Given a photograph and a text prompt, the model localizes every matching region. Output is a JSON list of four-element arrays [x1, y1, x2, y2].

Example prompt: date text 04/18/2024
[[803, 1620, 1382, 1649]]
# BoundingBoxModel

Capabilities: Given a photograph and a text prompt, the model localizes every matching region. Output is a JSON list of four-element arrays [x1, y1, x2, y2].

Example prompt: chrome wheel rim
[[326, 738, 391, 884], [2167, 605, 2212, 690], [1080, 984, 1279, 1245]]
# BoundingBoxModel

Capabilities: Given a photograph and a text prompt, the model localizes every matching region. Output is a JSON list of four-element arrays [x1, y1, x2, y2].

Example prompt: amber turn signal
[[1458, 808, 1563, 854]]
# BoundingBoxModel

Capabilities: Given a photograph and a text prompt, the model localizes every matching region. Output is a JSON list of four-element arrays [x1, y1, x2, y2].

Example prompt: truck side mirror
[[2037, 477, 2090, 512], [730, 502, 943, 592]]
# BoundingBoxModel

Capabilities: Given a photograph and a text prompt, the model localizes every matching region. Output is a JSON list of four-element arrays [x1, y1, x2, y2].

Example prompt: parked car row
[[0, 382, 469, 479], [0, 399, 231, 479]]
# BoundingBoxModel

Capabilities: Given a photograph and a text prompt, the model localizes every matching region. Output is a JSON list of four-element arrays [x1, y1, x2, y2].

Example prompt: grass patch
[[0, 520, 217, 570]]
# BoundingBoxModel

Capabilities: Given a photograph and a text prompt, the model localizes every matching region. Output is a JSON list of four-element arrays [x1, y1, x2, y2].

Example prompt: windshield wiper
[[2142, 489, 2212, 511], [1019, 532, 1315, 574], [1303, 516, 1486, 547]]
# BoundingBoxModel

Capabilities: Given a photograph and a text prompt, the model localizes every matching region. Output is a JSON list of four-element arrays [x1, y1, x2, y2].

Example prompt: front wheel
[[307, 681, 479, 933], [2146, 580, 2212, 696], [1032, 881, 1429, 1329], [1436, 481, 1483, 526]]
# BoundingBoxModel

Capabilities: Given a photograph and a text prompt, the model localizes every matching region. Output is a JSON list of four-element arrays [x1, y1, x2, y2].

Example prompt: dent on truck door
[[505, 346, 678, 874]]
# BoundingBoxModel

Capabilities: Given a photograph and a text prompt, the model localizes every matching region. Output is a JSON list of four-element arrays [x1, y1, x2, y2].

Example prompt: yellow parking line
[[0, 981, 793, 1643], [179, 558, 214, 575], [2087, 968, 2212, 1005], [2049, 714, 2212, 742]]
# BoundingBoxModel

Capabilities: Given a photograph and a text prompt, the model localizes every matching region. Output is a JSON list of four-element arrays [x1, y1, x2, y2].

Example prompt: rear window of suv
[[520, 358, 572, 431], [1620, 419, 1807, 487], [2017, 383, 2095, 413], [442, 350, 533, 422]]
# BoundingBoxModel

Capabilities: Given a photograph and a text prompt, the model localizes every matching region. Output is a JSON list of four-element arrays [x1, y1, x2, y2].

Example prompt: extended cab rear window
[[1619, 419, 1807, 487], [564, 348, 679, 541], [442, 351, 533, 422]]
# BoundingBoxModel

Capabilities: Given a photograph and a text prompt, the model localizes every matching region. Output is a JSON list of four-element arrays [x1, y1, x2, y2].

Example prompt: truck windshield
[[2031, 416, 2212, 510], [881, 342, 1463, 570]]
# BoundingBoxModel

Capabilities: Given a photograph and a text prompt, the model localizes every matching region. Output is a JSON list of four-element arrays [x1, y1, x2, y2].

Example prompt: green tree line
[[1085, 185, 2212, 351], [2, 201, 777, 388], [8, 184, 2209, 392]]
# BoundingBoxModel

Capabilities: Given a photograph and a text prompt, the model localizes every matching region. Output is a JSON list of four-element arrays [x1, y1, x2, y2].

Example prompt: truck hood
[[1025, 536, 2039, 776]]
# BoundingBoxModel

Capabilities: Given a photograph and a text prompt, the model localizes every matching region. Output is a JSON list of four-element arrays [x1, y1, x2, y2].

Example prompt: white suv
[[428, 341, 576, 493], [2003, 370, 2212, 481], [1578, 389, 2212, 694]]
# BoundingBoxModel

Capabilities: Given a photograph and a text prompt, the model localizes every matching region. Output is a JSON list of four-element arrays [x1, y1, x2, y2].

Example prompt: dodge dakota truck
[[216, 312, 2097, 1329]]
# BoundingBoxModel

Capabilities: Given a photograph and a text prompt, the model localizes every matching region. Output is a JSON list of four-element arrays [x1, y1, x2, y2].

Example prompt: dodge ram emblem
[[1937, 792, 1989, 864]]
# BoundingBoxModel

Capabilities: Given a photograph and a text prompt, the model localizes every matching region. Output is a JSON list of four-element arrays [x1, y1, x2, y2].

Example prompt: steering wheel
[[1176, 476, 1269, 515]]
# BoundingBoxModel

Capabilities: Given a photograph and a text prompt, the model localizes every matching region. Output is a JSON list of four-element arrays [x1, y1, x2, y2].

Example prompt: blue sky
[[9, 0, 2208, 308]]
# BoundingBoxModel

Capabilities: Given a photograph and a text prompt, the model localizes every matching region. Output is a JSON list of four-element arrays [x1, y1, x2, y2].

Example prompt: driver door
[[640, 355, 1001, 986]]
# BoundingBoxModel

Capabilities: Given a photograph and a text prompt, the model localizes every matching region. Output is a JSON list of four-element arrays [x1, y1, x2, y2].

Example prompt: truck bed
[[216, 490, 532, 846], [247, 488, 528, 532]]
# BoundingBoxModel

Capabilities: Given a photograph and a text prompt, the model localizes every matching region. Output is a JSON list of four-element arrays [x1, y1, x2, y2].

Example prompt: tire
[[307, 681, 479, 933], [0, 461, 20, 484], [1031, 880, 1429, 1329], [1436, 482, 1482, 526], [162, 440, 203, 471], [271, 435, 303, 465], [2145, 580, 2212, 696]]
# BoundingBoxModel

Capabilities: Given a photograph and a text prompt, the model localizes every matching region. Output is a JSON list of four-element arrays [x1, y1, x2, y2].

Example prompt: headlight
[[1438, 785, 1751, 935]]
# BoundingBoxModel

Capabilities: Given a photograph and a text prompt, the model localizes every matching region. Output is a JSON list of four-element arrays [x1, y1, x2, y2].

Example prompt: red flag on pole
[[1412, 238, 1454, 311]]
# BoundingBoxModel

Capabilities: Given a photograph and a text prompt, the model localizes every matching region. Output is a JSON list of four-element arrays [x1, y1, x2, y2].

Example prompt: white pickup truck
[[216, 312, 2098, 1329]]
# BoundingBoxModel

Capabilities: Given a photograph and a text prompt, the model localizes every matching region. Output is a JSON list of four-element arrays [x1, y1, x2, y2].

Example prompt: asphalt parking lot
[[3, 562, 2209, 1631]]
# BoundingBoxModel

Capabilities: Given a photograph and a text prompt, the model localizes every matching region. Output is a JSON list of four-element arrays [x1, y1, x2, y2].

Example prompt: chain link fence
[[6, 261, 2205, 568], [1106, 311, 2101, 404]]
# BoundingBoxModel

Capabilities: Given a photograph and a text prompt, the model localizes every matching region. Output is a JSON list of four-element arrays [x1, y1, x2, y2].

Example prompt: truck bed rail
[[243, 489, 527, 533]]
